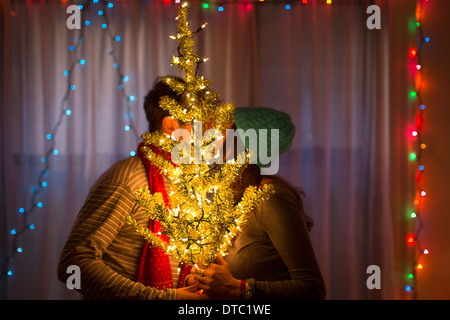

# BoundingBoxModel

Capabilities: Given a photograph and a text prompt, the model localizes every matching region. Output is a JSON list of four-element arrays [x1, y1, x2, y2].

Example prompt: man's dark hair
[[144, 76, 185, 132]]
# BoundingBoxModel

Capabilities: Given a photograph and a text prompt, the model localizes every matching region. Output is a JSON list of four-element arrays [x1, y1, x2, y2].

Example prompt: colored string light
[[195, 0, 333, 11], [406, 0, 430, 300]]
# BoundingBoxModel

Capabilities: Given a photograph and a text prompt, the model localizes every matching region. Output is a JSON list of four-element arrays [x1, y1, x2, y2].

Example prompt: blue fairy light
[[4, 0, 143, 277]]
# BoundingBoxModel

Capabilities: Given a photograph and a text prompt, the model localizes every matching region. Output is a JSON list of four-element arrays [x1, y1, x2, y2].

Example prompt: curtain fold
[[1, 0, 414, 299]]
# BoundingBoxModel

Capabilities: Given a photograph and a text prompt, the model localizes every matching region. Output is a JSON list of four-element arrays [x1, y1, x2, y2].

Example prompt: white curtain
[[1, 0, 412, 299]]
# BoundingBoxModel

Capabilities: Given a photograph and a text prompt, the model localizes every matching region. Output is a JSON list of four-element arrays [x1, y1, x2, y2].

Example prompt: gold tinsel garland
[[126, 2, 273, 265]]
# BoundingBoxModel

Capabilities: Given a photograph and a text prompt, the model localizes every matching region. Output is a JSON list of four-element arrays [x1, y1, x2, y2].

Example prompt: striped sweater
[[57, 156, 178, 299]]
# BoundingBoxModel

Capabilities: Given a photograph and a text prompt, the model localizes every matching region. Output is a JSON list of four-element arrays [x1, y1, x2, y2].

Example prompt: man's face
[[161, 116, 192, 140]]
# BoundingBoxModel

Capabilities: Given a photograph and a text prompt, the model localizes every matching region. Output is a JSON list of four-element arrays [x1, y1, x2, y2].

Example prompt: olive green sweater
[[225, 179, 326, 300]]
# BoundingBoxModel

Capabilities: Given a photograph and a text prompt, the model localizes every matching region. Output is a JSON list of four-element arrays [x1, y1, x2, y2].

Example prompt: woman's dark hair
[[231, 163, 314, 232], [143, 76, 186, 132]]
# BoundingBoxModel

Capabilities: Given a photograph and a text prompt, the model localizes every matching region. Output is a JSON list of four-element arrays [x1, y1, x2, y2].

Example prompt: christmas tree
[[126, 2, 273, 266]]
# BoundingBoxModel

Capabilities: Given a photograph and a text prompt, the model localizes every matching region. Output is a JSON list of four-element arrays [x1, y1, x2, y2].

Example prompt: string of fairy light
[[405, 0, 430, 299], [2, 0, 139, 277]]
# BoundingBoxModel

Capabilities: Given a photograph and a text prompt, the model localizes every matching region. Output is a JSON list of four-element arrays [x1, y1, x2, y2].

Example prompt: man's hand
[[176, 284, 209, 300], [193, 255, 241, 300]]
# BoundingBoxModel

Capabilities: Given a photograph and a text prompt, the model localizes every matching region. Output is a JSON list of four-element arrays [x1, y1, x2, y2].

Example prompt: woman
[[191, 107, 326, 300]]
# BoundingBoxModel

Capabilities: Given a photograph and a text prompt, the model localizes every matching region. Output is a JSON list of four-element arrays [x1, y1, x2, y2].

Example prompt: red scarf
[[136, 142, 191, 289]]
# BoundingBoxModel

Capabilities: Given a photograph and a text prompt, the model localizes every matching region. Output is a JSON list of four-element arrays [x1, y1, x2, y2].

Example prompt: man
[[57, 77, 205, 300]]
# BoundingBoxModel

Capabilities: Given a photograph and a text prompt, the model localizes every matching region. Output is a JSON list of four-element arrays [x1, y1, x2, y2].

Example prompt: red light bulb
[[407, 234, 415, 246]]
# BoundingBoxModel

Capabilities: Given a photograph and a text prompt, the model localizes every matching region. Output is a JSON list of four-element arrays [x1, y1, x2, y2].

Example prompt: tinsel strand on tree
[[126, 2, 273, 266]]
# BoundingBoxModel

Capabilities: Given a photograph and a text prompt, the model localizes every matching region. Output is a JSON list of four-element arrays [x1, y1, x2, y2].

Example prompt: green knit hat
[[232, 107, 296, 167]]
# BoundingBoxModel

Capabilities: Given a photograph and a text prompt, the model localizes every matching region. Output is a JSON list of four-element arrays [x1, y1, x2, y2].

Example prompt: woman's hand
[[184, 271, 199, 287], [193, 255, 241, 300]]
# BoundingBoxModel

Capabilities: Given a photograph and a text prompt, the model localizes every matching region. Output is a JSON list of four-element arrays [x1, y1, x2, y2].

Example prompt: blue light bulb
[[70, 84, 76, 90], [123, 76, 129, 82], [130, 151, 136, 157], [7, 270, 13, 276], [69, 46, 75, 52], [98, 10, 104, 16], [124, 125, 130, 131], [52, 149, 59, 155], [18, 208, 25, 213], [46, 134, 52, 140], [63, 70, 69, 76], [113, 63, 118, 68], [80, 59, 86, 65], [108, 3, 114, 8], [102, 23, 107, 29], [129, 95, 135, 101], [29, 224, 35, 230], [85, 20, 90, 26], [41, 157, 47, 163], [41, 181, 48, 187], [115, 36, 121, 42], [17, 247, 23, 253], [37, 202, 43, 208], [218, 6, 224, 12], [10, 229, 16, 235], [65, 109, 72, 116]]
